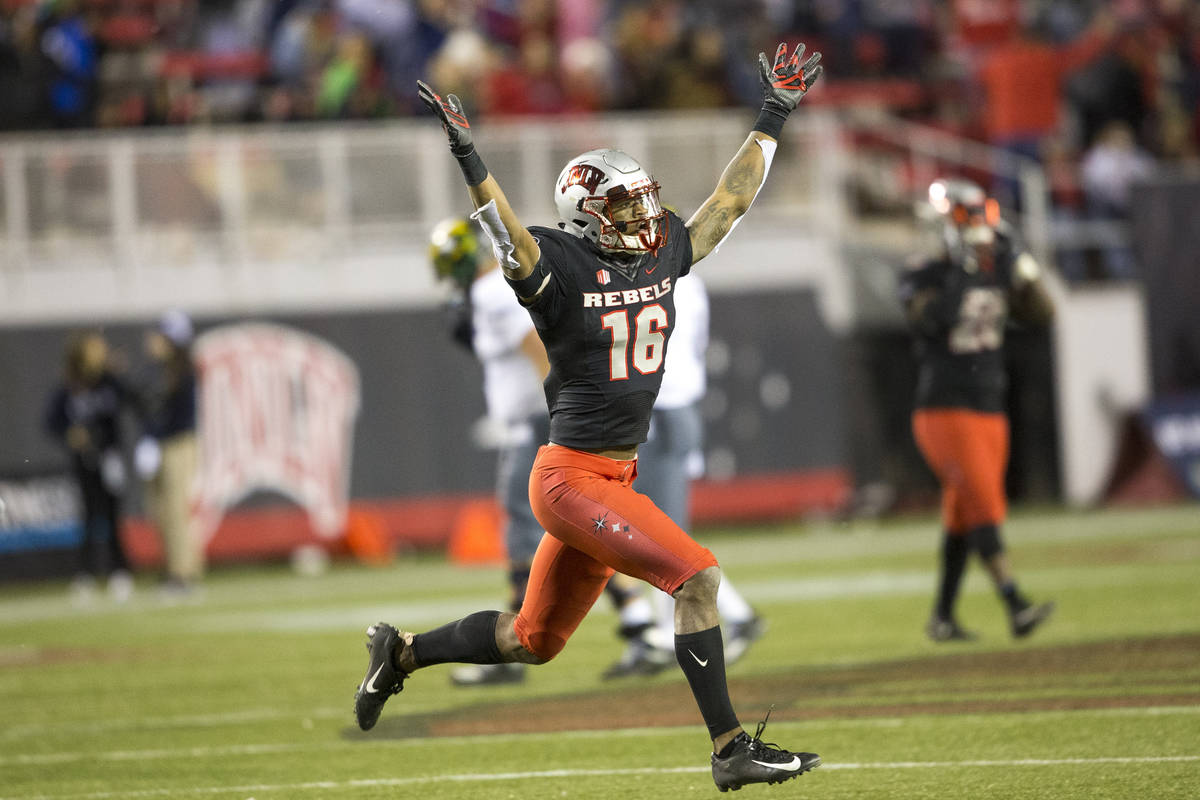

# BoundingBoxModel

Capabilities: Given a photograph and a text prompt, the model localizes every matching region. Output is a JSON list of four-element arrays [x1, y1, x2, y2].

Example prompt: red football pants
[[513, 444, 718, 661], [912, 408, 1009, 535]]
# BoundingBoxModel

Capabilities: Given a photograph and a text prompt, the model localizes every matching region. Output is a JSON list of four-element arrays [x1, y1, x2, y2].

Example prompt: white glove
[[1013, 253, 1042, 287], [100, 449, 128, 494], [135, 437, 162, 480]]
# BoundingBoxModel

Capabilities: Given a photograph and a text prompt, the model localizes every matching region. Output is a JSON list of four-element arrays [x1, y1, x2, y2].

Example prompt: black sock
[[410, 610, 504, 667], [1000, 581, 1029, 614], [935, 533, 970, 620], [675, 626, 740, 741]]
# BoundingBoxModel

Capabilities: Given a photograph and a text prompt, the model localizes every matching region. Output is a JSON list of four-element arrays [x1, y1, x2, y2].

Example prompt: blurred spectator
[[976, 11, 1114, 157], [1042, 134, 1089, 282], [0, 3, 42, 130], [136, 310, 202, 599], [425, 26, 490, 113], [1066, 23, 1151, 150], [44, 330, 135, 604], [1079, 119, 1156, 280], [864, 0, 933, 77], [560, 35, 615, 112], [660, 23, 734, 109], [315, 32, 378, 117], [610, 1, 683, 109], [484, 33, 565, 115], [37, 0, 99, 128]]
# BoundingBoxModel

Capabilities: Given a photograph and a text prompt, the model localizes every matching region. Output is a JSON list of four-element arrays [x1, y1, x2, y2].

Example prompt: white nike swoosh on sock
[[752, 755, 804, 771], [687, 649, 708, 667], [365, 662, 387, 693]]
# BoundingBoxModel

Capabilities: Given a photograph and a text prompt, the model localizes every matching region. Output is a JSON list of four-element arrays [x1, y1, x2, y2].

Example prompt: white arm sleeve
[[470, 199, 522, 273]]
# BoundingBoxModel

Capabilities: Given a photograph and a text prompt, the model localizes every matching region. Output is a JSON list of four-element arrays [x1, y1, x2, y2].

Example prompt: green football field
[[1, 504, 1197, 799]]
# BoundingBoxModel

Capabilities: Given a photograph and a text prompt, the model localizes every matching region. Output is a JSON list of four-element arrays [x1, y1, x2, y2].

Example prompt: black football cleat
[[926, 614, 978, 643], [1011, 601, 1055, 639], [354, 623, 409, 731], [711, 711, 820, 792]]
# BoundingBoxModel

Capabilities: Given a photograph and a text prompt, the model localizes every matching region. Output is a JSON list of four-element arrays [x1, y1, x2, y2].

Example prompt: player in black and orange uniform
[[354, 43, 824, 791], [900, 178, 1057, 643]]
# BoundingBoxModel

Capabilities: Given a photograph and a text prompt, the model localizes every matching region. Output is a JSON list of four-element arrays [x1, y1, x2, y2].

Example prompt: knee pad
[[517, 626, 566, 663], [967, 524, 1004, 560]]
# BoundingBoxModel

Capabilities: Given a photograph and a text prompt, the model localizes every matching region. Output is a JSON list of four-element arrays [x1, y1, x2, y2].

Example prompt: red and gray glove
[[758, 42, 823, 122], [417, 80, 487, 185], [417, 80, 474, 157]]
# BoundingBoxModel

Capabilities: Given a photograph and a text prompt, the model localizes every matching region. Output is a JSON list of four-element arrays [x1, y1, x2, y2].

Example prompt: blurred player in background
[[135, 309, 202, 599], [44, 330, 135, 604], [356, 42, 824, 792], [899, 178, 1057, 643], [603, 272, 766, 678], [429, 217, 657, 686]]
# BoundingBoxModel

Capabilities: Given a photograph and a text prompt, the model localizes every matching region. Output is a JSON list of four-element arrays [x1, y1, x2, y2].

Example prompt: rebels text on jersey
[[515, 210, 693, 450], [899, 227, 1022, 413]]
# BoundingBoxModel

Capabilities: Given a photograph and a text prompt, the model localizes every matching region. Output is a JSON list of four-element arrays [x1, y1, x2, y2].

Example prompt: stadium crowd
[[1, 0, 1197, 277]]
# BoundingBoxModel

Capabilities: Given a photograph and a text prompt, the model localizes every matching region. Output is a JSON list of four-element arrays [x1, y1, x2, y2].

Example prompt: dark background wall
[[1, 287, 849, 503], [1132, 177, 1200, 396]]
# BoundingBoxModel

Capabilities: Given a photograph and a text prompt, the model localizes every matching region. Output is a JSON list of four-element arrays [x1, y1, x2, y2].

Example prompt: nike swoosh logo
[[752, 755, 804, 771], [688, 649, 708, 667], [365, 663, 387, 694]]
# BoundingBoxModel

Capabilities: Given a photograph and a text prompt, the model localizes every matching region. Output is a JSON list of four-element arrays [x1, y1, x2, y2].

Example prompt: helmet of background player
[[554, 148, 668, 256], [428, 218, 480, 291], [927, 178, 1000, 247]]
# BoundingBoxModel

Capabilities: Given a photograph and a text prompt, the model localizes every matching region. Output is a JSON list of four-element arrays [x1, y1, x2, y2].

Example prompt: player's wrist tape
[[454, 146, 488, 186], [752, 105, 787, 139]]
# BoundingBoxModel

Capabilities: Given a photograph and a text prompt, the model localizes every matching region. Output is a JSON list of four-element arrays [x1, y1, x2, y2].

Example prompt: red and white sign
[[192, 323, 360, 542], [596, 269, 611, 285]]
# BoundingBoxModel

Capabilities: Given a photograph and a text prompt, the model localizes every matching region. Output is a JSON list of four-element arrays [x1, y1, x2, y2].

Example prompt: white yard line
[[3, 755, 1198, 800], [3, 705, 1199, 762]]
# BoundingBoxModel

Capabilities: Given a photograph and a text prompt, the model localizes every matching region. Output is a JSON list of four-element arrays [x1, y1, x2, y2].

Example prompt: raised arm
[[1009, 252, 1056, 326], [686, 42, 822, 265], [418, 81, 540, 280]]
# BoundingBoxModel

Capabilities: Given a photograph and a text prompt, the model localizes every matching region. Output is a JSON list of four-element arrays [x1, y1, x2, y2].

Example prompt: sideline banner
[[1144, 392, 1200, 500], [0, 474, 80, 554], [193, 323, 361, 543]]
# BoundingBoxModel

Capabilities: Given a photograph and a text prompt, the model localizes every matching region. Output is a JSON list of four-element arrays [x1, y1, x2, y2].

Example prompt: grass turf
[[0, 503, 1197, 798]]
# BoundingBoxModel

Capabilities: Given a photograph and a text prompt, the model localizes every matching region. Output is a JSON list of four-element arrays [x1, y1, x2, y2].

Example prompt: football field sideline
[[3, 754, 1198, 800]]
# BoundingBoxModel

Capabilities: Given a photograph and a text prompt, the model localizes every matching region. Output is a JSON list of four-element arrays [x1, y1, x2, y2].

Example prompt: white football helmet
[[554, 148, 667, 255], [928, 178, 999, 246]]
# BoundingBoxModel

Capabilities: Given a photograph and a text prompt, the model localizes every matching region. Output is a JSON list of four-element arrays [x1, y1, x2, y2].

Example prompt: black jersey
[[898, 226, 1023, 413], [515, 210, 693, 449]]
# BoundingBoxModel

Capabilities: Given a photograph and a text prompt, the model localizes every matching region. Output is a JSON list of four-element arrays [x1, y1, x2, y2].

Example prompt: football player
[[357, 42, 823, 792], [429, 218, 658, 686], [900, 178, 1057, 643]]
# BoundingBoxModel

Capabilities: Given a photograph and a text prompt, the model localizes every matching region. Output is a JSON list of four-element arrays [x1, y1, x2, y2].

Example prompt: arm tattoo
[[687, 137, 769, 262], [721, 147, 760, 197], [690, 203, 736, 256]]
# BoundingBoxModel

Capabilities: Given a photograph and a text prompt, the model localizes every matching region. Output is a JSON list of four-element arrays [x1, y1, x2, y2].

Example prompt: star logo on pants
[[592, 514, 631, 538]]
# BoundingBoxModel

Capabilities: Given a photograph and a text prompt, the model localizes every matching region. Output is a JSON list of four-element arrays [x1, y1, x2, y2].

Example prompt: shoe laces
[[746, 706, 793, 763]]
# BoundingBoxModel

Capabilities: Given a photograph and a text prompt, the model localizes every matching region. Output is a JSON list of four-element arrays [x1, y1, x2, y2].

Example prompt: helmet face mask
[[556, 149, 668, 255]]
